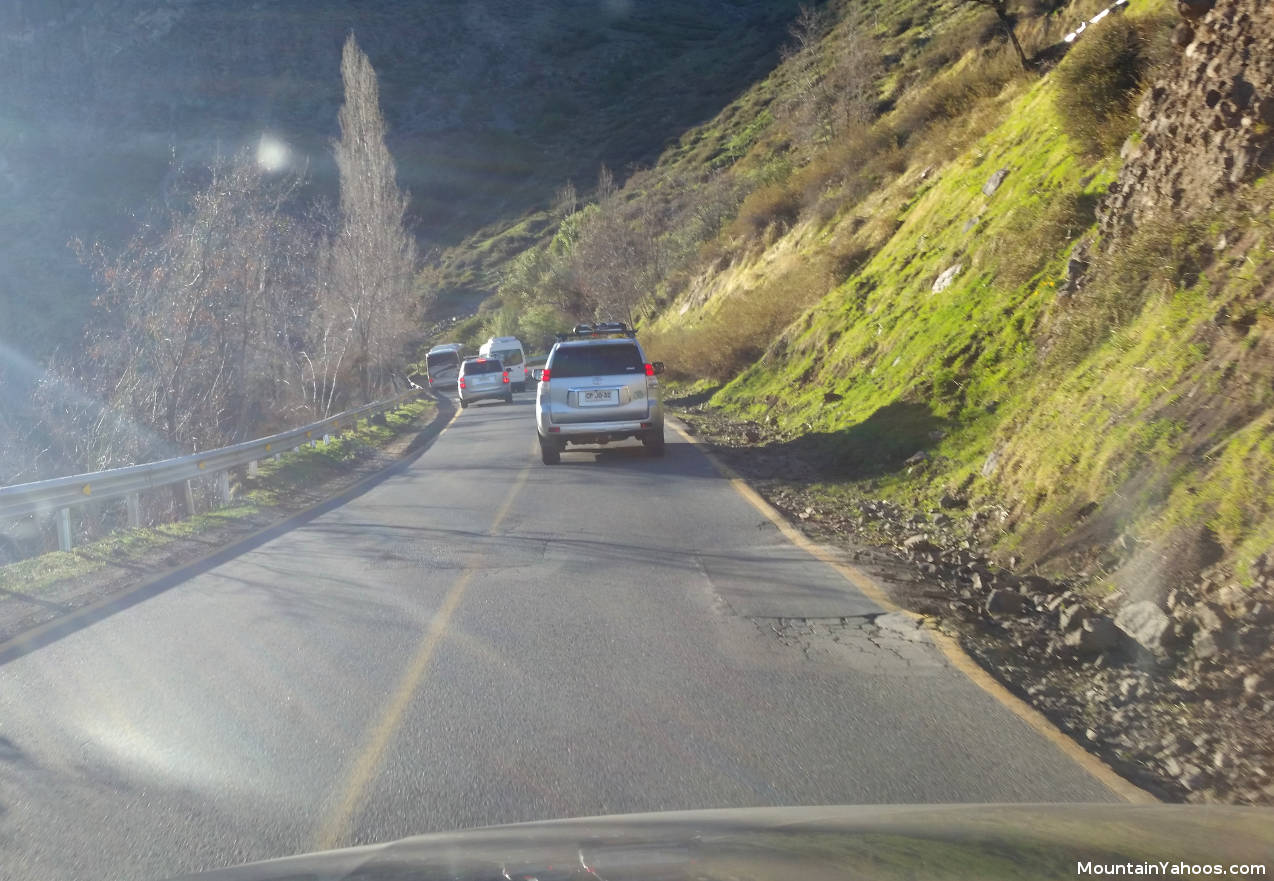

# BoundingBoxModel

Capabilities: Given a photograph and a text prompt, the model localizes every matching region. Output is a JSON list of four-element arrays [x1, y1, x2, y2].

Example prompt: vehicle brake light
[[459, 377, 466, 389], [541, 369, 551, 382], [644, 363, 655, 376], [503, 371, 510, 383]]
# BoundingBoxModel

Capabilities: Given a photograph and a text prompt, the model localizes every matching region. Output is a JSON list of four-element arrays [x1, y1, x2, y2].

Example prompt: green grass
[[637, 0, 1274, 588], [714, 76, 1087, 441]]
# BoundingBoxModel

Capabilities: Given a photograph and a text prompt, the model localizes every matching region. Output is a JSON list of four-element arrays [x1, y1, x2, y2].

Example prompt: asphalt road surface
[[0, 391, 1119, 880]]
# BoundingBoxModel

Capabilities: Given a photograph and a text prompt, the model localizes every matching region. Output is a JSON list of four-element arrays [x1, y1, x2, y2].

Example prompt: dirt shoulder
[[0, 397, 450, 648], [673, 401, 1274, 806]]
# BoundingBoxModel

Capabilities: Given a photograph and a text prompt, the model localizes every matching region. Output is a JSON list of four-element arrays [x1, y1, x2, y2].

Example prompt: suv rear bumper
[[460, 386, 512, 403], [537, 415, 663, 442]]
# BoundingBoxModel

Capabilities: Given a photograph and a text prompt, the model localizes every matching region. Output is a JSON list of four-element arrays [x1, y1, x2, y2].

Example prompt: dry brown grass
[[1052, 9, 1176, 156], [725, 182, 803, 241], [644, 252, 842, 383]]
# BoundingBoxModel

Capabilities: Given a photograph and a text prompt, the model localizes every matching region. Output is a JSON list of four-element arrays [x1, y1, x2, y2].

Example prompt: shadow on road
[[0, 392, 457, 666]]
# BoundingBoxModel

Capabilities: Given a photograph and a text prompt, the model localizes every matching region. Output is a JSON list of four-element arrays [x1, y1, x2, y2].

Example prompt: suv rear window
[[461, 359, 504, 375], [427, 351, 458, 369], [549, 344, 643, 378]]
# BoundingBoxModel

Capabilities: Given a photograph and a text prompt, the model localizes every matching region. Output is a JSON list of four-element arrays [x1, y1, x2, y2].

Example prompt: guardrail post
[[323, 434, 333, 445], [247, 460, 258, 477], [126, 493, 140, 528], [57, 508, 73, 551], [184, 480, 197, 517], [216, 471, 232, 506]]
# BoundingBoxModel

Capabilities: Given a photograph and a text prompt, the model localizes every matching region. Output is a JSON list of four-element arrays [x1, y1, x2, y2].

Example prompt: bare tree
[[963, 0, 1030, 70], [566, 167, 669, 324], [778, 6, 882, 143], [828, 27, 882, 133], [784, 4, 830, 60], [331, 33, 421, 402], [71, 152, 317, 467]]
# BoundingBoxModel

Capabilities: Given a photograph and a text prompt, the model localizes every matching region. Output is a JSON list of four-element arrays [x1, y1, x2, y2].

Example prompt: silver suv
[[458, 356, 514, 407], [533, 323, 665, 465]]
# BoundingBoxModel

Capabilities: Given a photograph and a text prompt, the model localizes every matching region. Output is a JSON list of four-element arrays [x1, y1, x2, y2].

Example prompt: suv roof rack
[[554, 321, 636, 342]]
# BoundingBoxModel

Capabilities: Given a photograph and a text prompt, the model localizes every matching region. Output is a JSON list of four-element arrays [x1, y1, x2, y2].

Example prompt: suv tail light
[[541, 369, 551, 382], [644, 363, 655, 377], [459, 377, 466, 389], [502, 371, 510, 383]]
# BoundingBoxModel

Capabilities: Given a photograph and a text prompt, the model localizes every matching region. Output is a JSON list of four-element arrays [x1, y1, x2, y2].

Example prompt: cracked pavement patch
[[755, 612, 948, 674]]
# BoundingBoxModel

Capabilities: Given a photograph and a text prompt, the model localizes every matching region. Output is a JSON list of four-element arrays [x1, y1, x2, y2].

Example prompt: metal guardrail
[[0, 389, 420, 551]]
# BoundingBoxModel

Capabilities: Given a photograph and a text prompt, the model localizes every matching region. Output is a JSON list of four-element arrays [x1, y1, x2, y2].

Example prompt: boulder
[[1064, 615, 1124, 657], [982, 168, 1010, 197], [1243, 673, 1273, 695], [1176, 0, 1214, 20], [932, 263, 963, 294], [986, 589, 1027, 616], [981, 449, 1000, 478], [1020, 574, 1059, 596], [1115, 600, 1174, 656], [902, 534, 941, 556], [1190, 603, 1234, 659], [1058, 604, 1088, 632]]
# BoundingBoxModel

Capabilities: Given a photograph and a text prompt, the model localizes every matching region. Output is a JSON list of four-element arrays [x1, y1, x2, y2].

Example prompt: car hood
[[169, 804, 1274, 880]]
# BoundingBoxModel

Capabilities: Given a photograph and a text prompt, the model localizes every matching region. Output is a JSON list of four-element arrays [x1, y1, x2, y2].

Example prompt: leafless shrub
[[777, 7, 884, 147]]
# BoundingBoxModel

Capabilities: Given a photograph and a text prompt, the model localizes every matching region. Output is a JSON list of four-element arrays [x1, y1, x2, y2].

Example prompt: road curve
[[0, 391, 1118, 881]]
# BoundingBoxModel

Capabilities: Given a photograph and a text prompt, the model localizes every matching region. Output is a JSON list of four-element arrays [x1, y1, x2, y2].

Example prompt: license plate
[[580, 389, 617, 406]]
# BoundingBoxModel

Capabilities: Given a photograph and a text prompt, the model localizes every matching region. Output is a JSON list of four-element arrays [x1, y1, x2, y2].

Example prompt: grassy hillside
[[473, 0, 1274, 597]]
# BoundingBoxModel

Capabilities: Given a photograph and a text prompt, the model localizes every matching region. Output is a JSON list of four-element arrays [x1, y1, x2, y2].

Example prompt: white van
[[478, 336, 528, 391]]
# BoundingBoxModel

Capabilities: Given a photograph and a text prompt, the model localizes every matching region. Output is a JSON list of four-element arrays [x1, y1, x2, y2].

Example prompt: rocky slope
[[1100, 0, 1274, 237]]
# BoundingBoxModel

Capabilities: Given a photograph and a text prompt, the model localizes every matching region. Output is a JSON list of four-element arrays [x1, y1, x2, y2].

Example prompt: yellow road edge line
[[667, 416, 1159, 806], [316, 459, 533, 849]]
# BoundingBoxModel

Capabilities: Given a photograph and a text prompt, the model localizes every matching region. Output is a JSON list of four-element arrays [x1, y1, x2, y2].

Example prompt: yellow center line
[[315, 444, 533, 850]]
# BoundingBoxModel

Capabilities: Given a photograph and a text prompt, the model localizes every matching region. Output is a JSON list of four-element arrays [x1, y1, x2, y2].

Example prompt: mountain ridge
[[0, 0, 802, 358]]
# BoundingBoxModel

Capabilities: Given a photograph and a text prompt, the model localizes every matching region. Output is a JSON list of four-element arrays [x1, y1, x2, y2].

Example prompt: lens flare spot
[[256, 134, 290, 172]]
